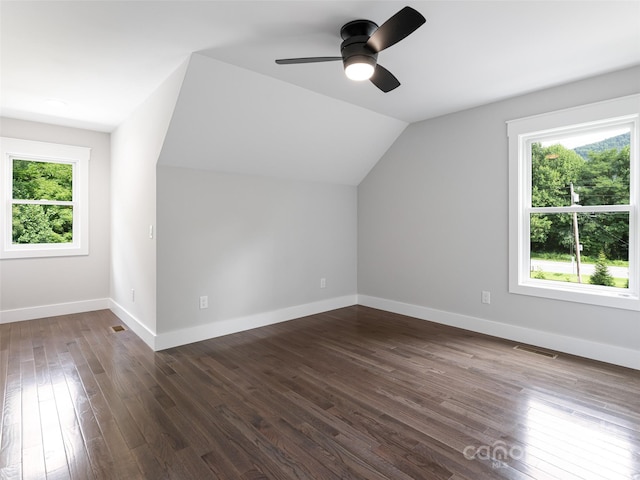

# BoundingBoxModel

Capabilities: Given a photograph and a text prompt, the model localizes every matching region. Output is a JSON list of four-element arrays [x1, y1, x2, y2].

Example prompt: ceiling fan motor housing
[[274, 7, 426, 92], [340, 19, 378, 70]]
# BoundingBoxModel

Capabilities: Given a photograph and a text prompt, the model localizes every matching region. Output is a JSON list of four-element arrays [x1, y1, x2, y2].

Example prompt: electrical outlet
[[481, 290, 491, 304], [199, 295, 208, 309], [320, 278, 326, 289], [131, 289, 135, 302]]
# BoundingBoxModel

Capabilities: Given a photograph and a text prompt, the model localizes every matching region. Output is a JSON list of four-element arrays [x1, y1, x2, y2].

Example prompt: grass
[[531, 251, 629, 267], [531, 271, 628, 288]]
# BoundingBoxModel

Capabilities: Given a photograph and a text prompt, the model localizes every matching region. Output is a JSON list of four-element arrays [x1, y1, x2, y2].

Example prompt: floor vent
[[111, 325, 126, 332], [513, 345, 557, 359]]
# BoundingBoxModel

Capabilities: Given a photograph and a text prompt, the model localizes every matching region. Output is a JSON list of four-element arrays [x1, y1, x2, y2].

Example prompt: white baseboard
[[153, 295, 358, 351], [3, 294, 635, 369], [108, 299, 157, 350], [0, 298, 110, 324], [0, 294, 355, 350], [357, 295, 640, 371]]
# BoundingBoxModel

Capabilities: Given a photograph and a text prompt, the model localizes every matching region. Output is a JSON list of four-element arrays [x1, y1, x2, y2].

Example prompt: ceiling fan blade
[[370, 64, 400, 93], [366, 6, 426, 53], [275, 57, 342, 65]]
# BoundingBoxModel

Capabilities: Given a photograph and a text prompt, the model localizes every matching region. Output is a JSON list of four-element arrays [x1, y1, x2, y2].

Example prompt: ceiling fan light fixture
[[344, 55, 375, 81], [275, 7, 426, 92]]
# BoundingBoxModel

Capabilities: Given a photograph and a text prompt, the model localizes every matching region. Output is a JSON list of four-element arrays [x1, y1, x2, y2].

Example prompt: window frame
[[1, 137, 90, 259], [507, 94, 639, 311]]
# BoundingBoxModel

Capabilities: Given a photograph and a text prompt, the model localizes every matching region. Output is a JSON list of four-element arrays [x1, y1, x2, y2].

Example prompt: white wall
[[109, 61, 187, 343], [0, 118, 110, 321], [358, 66, 640, 369], [155, 166, 357, 349]]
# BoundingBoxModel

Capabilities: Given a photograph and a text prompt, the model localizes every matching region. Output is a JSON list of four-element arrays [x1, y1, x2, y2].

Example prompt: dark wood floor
[[0, 306, 638, 479]]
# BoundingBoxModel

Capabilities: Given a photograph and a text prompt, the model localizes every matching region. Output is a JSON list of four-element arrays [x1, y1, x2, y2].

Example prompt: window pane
[[530, 212, 629, 288], [532, 126, 630, 207], [12, 204, 73, 244], [12, 159, 73, 201]]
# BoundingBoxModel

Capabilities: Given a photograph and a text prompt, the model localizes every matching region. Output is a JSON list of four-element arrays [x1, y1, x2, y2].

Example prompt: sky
[[541, 126, 630, 149]]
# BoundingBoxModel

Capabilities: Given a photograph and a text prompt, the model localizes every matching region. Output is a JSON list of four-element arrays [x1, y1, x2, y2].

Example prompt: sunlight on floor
[[525, 399, 638, 479]]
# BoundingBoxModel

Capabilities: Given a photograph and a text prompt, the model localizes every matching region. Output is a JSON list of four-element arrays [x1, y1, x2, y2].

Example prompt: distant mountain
[[573, 132, 630, 160]]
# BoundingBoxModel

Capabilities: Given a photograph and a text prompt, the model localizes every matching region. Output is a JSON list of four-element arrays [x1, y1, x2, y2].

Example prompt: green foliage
[[529, 144, 584, 252], [573, 146, 630, 260], [589, 251, 616, 287], [12, 205, 52, 244], [578, 146, 630, 206], [530, 214, 552, 244], [532, 270, 627, 288], [11, 159, 74, 244], [577, 211, 629, 260], [531, 268, 546, 280], [13, 159, 72, 201], [12, 205, 73, 244], [531, 143, 584, 208], [531, 137, 630, 261]]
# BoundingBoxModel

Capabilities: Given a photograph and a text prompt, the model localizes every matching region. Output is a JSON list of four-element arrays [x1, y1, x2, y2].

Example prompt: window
[[508, 94, 639, 310], [1, 137, 90, 259]]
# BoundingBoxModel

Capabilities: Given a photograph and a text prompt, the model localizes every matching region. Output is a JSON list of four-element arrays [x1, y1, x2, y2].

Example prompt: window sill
[[1, 244, 88, 260], [510, 280, 639, 311]]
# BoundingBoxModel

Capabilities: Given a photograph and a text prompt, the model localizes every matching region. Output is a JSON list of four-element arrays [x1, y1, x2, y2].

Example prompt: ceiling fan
[[275, 6, 426, 93]]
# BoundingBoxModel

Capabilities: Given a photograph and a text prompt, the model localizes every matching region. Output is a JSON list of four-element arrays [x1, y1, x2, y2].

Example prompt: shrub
[[589, 251, 615, 287], [531, 268, 546, 280]]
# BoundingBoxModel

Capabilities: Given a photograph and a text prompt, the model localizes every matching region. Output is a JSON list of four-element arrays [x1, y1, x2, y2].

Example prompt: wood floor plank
[[1, 323, 22, 471], [0, 330, 7, 438], [50, 377, 94, 480], [20, 358, 46, 480], [0, 306, 638, 479], [130, 442, 169, 480], [168, 446, 219, 480]]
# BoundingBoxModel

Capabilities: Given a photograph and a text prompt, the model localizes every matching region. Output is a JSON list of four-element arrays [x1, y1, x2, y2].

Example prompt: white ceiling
[[1, 0, 639, 132], [158, 53, 408, 185]]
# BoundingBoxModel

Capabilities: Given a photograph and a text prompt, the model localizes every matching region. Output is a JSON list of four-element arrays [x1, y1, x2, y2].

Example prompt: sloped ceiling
[[158, 53, 406, 185], [2, 1, 639, 131]]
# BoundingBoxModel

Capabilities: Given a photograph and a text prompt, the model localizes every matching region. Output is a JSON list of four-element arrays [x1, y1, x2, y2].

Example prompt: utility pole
[[570, 182, 582, 283]]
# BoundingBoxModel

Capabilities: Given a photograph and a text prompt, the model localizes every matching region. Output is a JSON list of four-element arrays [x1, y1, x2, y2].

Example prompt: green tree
[[12, 205, 53, 243], [12, 205, 73, 244], [531, 143, 584, 208], [11, 159, 74, 244], [13, 159, 72, 201], [576, 147, 630, 260], [530, 141, 630, 261], [530, 143, 584, 252], [589, 251, 615, 287], [578, 146, 629, 206]]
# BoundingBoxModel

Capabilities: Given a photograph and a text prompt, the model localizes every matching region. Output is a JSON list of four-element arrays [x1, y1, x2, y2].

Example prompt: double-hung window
[[508, 94, 639, 310], [1, 137, 90, 259]]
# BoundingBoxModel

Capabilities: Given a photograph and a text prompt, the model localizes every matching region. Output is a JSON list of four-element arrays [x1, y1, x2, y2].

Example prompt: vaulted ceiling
[[2, 1, 639, 184], [158, 54, 407, 185]]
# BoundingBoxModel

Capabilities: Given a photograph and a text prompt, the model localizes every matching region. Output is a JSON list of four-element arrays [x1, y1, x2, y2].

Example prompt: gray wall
[[0, 118, 110, 317], [110, 61, 187, 341], [157, 166, 357, 336], [358, 66, 640, 361]]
